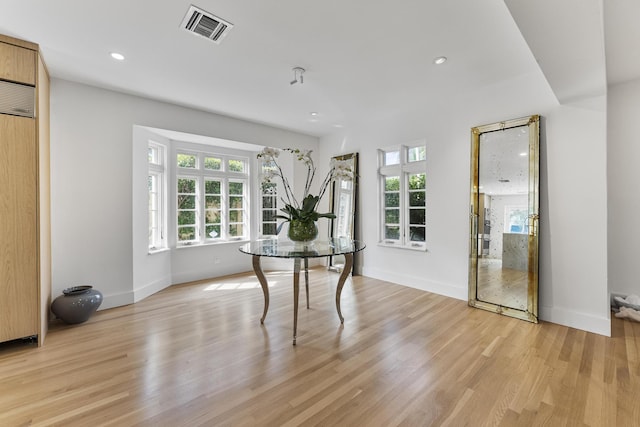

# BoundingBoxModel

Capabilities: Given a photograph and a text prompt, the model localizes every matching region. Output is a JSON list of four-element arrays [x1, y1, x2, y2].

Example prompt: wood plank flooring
[[0, 268, 639, 426]]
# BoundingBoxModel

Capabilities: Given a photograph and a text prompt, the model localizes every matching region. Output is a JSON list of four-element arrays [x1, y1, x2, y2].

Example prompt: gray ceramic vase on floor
[[51, 285, 103, 324]]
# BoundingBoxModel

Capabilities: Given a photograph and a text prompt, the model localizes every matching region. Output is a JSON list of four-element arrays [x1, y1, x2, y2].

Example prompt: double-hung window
[[378, 144, 427, 250], [148, 142, 166, 250], [176, 149, 249, 245]]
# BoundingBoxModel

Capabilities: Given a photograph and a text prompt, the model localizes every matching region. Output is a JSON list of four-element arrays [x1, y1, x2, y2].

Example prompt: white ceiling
[[1, 1, 638, 137]]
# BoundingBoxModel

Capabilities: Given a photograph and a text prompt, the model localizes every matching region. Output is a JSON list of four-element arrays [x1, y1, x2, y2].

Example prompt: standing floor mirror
[[469, 115, 540, 322], [328, 153, 358, 273]]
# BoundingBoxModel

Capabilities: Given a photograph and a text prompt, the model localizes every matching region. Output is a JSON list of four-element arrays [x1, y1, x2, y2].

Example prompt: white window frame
[[174, 146, 250, 246], [378, 143, 427, 251], [148, 141, 167, 251]]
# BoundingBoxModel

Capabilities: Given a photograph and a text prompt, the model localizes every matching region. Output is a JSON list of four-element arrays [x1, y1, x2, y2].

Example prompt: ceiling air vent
[[181, 5, 233, 44]]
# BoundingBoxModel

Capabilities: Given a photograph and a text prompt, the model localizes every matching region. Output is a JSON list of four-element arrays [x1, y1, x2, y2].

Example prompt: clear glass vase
[[288, 219, 318, 242]]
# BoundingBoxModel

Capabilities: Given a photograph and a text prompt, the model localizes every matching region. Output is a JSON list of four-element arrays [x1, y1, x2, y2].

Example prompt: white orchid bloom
[[331, 159, 354, 180], [259, 147, 281, 162]]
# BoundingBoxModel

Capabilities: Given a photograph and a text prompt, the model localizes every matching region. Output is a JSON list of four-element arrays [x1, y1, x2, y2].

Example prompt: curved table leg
[[293, 258, 301, 345], [252, 255, 269, 324], [335, 253, 354, 324]]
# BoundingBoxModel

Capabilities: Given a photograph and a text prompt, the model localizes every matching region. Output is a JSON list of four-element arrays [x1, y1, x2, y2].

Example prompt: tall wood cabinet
[[0, 34, 51, 346]]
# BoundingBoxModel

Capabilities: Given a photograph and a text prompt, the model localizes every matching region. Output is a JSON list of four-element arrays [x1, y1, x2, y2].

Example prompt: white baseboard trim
[[98, 290, 134, 311], [133, 278, 172, 303], [538, 305, 611, 337], [361, 266, 467, 301]]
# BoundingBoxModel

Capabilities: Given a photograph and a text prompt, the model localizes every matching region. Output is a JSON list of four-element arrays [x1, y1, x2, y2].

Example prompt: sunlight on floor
[[203, 281, 277, 291]]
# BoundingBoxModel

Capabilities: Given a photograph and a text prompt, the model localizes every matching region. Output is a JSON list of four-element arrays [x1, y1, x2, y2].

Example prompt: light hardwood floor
[[0, 268, 638, 426]]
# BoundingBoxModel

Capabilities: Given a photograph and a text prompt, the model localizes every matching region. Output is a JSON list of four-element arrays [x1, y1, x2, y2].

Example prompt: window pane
[[177, 153, 197, 168], [177, 178, 196, 193], [263, 210, 276, 221], [408, 173, 425, 190], [149, 194, 158, 210], [263, 196, 275, 208], [206, 209, 220, 223], [409, 191, 425, 207], [385, 209, 399, 224], [205, 195, 220, 209], [178, 211, 195, 225], [262, 182, 276, 195], [385, 176, 400, 191], [229, 182, 244, 195], [229, 210, 244, 222], [385, 226, 400, 240], [409, 208, 426, 225], [384, 151, 400, 165], [385, 193, 399, 208], [408, 146, 426, 162], [228, 159, 245, 172], [178, 195, 196, 209], [204, 157, 221, 170], [206, 225, 220, 239], [263, 223, 276, 235], [410, 226, 426, 242], [178, 227, 196, 241], [205, 180, 220, 194], [149, 145, 162, 165], [505, 206, 528, 233], [229, 196, 243, 208], [229, 224, 243, 237]]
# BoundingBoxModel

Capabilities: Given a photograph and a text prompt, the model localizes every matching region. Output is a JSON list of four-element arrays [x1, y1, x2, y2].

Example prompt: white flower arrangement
[[257, 147, 354, 234]]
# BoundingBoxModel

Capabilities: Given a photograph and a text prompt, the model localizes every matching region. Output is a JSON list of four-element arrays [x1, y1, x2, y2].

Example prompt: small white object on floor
[[614, 294, 640, 309], [615, 306, 640, 322], [623, 294, 640, 305]]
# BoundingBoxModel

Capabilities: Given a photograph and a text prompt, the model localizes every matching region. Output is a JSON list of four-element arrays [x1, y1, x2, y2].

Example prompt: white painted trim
[[538, 306, 611, 337], [133, 278, 172, 303], [98, 291, 134, 311], [362, 266, 467, 301]]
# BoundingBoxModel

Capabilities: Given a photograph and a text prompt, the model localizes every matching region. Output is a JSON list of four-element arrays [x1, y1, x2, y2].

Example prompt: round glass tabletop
[[239, 238, 365, 259]]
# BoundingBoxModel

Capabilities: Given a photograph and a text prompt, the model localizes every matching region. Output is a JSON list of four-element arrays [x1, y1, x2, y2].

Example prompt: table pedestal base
[[251, 253, 354, 345]]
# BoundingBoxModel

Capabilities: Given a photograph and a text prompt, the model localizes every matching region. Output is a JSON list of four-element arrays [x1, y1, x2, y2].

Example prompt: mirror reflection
[[328, 153, 358, 272], [469, 115, 539, 322]]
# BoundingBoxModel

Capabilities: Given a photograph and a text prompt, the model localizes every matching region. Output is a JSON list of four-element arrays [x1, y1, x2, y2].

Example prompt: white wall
[[51, 79, 318, 309], [608, 79, 640, 299], [318, 72, 610, 335]]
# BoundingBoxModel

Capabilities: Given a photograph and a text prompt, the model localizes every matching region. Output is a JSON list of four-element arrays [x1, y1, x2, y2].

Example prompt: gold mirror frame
[[468, 115, 540, 322], [328, 153, 358, 272]]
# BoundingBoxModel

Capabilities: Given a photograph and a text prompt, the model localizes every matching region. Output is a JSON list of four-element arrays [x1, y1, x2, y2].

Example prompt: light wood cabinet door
[[0, 41, 36, 85], [0, 114, 38, 342]]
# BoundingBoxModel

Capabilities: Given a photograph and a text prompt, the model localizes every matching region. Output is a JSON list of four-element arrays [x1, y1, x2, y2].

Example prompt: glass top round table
[[239, 237, 365, 258], [239, 238, 365, 345]]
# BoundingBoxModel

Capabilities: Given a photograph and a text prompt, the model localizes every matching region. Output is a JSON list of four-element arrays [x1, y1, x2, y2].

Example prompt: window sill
[[175, 239, 250, 250], [148, 247, 170, 255], [377, 241, 427, 252]]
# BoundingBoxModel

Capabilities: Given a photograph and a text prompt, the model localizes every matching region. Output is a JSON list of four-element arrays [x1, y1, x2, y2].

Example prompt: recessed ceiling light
[[310, 112, 318, 117], [433, 56, 447, 65], [520, 152, 528, 156], [110, 52, 125, 61]]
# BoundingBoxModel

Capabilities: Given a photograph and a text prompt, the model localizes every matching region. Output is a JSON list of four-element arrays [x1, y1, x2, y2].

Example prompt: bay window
[[175, 148, 249, 245]]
